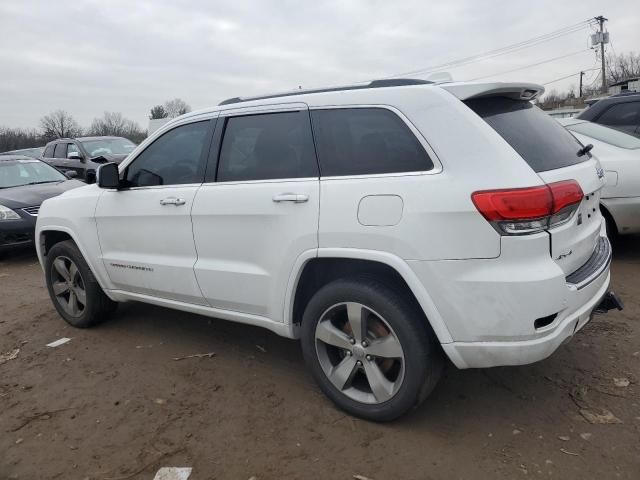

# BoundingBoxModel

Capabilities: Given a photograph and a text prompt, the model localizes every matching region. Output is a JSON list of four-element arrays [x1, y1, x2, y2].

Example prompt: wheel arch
[[286, 248, 453, 344], [37, 226, 113, 297]]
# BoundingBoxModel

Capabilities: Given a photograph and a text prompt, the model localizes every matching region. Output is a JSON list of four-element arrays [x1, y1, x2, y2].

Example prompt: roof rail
[[218, 78, 433, 106]]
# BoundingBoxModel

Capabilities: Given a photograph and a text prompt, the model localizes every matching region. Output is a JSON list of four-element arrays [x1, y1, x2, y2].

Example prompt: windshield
[[81, 138, 136, 157], [0, 159, 66, 188], [567, 122, 640, 150], [466, 97, 587, 172]]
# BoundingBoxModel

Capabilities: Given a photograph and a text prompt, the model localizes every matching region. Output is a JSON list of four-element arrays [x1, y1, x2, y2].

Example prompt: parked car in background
[[559, 118, 640, 235], [0, 155, 83, 256], [36, 79, 621, 421], [577, 92, 640, 137], [42, 136, 136, 183], [545, 107, 583, 119], [0, 147, 45, 159]]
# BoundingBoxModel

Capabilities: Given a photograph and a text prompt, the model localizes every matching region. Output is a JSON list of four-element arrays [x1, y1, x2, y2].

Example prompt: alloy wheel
[[50, 256, 86, 318], [315, 302, 405, 404]]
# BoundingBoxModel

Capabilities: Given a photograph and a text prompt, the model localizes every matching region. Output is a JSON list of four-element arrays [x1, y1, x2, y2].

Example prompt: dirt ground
[[1, 238, 639, 480]]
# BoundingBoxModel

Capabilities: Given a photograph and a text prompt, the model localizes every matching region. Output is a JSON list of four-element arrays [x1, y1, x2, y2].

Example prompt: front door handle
[[160, 197, 186, 206], [272, 193, 309, 203]]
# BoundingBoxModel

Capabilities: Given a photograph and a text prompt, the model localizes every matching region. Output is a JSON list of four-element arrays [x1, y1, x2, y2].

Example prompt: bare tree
[[163, 98, 191, 118], [149, 105, 168, 119], [39, 110, 82, 141], [606, 52, 640, 84], [88, 112, 146, 143], [0, 127, 43, 152]]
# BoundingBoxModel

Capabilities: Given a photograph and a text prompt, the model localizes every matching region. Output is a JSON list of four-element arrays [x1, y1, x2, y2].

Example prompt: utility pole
[[594, 15, 608, 93], [579, 71, 585, 97]]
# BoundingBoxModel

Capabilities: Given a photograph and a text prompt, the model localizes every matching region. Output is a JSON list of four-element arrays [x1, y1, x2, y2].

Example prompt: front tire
[[301, 277, 443, 421], [45, 240, 116, 328]]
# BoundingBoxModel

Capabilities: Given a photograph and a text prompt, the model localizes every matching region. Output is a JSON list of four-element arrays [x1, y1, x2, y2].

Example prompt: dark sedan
[[0, 156, 84, 255]]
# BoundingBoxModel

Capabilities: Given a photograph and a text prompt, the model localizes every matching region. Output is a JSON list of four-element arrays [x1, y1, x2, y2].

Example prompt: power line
[[382, 18, 597, 79], [542, 68, 599, 86], [469, 49, 591, 81]]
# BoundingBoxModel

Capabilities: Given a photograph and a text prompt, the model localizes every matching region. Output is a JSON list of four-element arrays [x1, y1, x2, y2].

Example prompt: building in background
[[609, 77, 640, 95]]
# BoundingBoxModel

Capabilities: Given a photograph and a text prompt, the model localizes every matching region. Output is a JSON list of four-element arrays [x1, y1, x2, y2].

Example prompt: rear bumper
[[408, 226, 614, 368], [442, 270, 610, 368]]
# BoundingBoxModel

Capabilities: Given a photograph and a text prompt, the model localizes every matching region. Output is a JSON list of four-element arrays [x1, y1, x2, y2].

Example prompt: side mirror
[[97, 162, 120, 189], [64, 170, 77, 179], [67, 152, 83, 161]]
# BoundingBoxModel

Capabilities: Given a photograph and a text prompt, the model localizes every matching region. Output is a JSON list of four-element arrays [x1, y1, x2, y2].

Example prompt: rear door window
[[311, 108, 433, 176], [53, 143, 67, 159], [466, 97, 586, 172], [216, 111, 318, 182]]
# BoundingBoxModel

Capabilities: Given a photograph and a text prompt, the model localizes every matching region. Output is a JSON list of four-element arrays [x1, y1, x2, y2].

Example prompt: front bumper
[[0, 217, 36, 251]]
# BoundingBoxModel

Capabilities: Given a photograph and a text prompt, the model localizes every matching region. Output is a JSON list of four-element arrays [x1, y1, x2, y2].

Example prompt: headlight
[[0, 204, 21, 220]]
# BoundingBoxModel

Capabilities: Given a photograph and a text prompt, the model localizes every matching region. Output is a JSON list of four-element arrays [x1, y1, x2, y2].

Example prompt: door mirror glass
[[67, 152, 83, 160], [97, 162, 120, 189], [64, 170, 78, 179]]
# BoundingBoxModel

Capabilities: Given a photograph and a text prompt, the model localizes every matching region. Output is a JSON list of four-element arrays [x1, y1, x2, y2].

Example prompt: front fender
[[35, 186, 112, 296]]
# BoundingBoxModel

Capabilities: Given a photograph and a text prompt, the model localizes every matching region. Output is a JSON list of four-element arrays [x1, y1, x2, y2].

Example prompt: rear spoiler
[[441, 82, 545, 101]]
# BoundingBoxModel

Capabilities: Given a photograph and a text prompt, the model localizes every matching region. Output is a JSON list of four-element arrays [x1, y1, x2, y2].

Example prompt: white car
[[559, 118, 640, 235], [35, 79, 621, 421]]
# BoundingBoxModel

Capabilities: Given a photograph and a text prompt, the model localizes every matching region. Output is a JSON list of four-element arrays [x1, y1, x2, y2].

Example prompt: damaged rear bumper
[[443, 270, 622, 369]]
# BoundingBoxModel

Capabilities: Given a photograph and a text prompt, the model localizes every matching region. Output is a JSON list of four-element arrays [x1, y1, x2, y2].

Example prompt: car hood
[[91, 154, 128, 164], [0, 179, 85, 208]]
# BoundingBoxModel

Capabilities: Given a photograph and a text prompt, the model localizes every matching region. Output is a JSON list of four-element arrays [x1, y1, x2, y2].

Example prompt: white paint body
[[36, 82, 611, 369]]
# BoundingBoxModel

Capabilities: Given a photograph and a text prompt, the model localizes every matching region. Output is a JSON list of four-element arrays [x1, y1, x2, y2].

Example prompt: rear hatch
[[455, 87, 605, 275]]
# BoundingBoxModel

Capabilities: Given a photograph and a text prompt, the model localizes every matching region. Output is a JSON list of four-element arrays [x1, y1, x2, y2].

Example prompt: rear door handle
[[272, 193, 309, 203], [160, 197, 186, 206]]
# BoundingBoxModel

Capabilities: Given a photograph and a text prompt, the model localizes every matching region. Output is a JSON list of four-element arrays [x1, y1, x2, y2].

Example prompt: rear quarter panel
[[317, 88, 547, 261]]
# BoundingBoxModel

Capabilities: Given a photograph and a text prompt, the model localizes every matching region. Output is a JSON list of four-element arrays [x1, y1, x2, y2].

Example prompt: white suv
[[36, 79, 621, 421]]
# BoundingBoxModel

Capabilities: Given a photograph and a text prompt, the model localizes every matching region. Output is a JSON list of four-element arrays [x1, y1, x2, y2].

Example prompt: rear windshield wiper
[[577, 144, 594, 157]]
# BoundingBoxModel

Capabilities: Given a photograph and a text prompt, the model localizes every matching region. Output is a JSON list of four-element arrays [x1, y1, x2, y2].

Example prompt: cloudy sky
[[1, 0, 638, 131]]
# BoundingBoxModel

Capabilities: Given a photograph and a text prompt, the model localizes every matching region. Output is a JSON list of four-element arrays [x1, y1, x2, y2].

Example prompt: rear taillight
[[472, 180, 583, 235]]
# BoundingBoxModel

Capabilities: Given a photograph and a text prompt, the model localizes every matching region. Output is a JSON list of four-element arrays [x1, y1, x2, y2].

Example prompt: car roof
[[577, 92, 640, 122], [218, 78, 434, 105], [76, 136, 126, 141], [165, 79, 545, 132], [47, 136, 125, 144], [0, 147, 43, 153], [217, 78, 544, 106], [0, 155, 42, 162]]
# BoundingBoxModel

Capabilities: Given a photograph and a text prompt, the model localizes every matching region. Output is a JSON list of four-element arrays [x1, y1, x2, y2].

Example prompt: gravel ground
[[1, 237, 639, 480]]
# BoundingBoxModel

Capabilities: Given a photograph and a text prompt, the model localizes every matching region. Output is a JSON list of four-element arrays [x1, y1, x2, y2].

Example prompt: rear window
[[466, 97, 586, 172], [566, 121, 640, 150]]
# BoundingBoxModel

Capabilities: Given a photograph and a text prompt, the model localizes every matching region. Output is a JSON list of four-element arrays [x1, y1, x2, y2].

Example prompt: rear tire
[[301, 277, 443, 421], [45, 240, 117, 328]]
